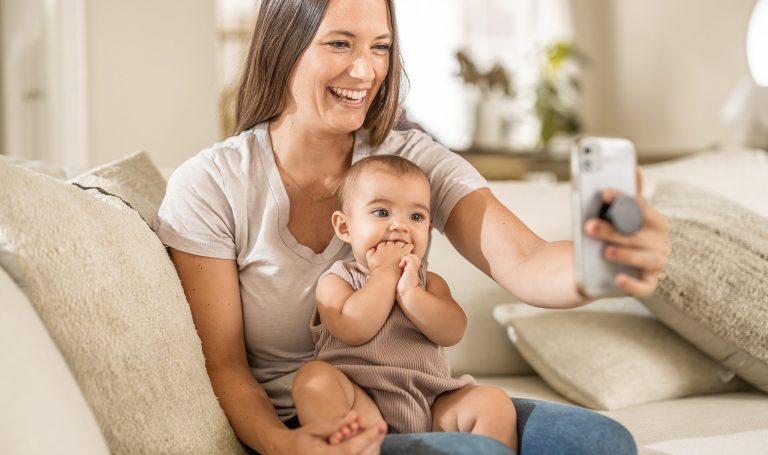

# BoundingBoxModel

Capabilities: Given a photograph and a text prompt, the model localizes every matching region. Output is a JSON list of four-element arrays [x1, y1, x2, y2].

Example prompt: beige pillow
[[494, 305, 745, 410], [0, 156, 244, 454], [70, 150, 166, 223], [643, 181, 768, 393], [0, 265, 110, 455]]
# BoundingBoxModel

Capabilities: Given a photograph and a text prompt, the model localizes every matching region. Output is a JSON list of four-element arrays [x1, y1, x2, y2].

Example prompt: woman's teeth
[[329, 87, 367, 101]]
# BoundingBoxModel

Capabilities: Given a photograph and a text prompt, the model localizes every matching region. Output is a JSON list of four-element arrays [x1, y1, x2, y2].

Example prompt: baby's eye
[[410, 213, 426, 222], [372, 208, 389, 217]]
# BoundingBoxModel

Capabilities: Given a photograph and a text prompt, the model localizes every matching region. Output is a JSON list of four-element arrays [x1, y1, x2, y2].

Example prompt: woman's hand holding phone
[[572, 137, 669, 298], [583, 169, 670, 298]]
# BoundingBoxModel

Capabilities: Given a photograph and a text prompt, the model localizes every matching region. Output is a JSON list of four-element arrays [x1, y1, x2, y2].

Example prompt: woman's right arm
[[169, 248, 386, 454], [168, 248, 290, 452]]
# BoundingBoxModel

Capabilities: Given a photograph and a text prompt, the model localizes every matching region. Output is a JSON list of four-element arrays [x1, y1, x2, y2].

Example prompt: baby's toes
[[328, 431, 343, 445]]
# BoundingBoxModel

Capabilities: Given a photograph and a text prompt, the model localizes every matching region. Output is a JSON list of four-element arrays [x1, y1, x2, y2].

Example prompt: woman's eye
[[410, 213, 425, 222], [327, 41, 349, 50], [372, 209, 389, 217], [373, 43, 391, 53]]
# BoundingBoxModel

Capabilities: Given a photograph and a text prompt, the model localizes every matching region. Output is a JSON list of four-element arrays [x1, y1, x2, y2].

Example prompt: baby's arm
[[396, 256, 467, 347], [315, 267, 399, 346]]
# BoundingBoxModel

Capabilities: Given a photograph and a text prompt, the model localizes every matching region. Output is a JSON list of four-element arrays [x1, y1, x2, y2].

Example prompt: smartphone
[[571, 137, 641, 298]]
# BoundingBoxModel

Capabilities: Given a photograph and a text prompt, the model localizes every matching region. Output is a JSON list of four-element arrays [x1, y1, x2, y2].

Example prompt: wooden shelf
[[456, 149, 695, 181]]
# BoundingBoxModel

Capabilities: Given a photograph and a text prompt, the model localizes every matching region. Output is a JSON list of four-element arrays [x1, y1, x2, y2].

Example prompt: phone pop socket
[[598, 195, 643, 235]]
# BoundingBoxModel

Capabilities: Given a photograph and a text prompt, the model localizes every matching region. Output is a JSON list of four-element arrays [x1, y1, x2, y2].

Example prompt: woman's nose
[[349, 53, 375, 81]]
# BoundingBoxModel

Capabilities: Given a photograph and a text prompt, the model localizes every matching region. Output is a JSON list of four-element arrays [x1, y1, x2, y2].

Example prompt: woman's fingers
[[337, 423, 387, 455], [585, 218, 652, 248], [306, 411, 359, 439], [604, 245, 666, 272], [615, 271, 659, 298]]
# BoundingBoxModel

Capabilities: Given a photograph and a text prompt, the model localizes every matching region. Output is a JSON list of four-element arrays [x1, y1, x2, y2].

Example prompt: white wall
[[397, 0, 469, 148], [85, 0, 219, 168], [572, 0, 756, 153], [0, 0, 52, 161], [0, 3, 5, 153]]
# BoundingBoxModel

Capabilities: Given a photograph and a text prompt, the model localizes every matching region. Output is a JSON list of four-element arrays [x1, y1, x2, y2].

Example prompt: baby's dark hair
[[338, 155, 428, 211]]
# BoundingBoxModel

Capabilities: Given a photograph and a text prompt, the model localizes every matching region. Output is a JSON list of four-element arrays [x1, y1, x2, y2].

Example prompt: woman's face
[[281, 0, 392, 135]]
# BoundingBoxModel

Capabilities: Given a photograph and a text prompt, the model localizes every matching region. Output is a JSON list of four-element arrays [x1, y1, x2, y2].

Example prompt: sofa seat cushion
[[643, 181, 768, 393], [0, 156, 244, 454], [478, 375, 768, 455]]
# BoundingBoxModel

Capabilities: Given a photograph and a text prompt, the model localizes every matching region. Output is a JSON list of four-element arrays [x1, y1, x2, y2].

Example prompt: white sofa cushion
[[643, 181, 768, 393], [641, 148, 768, 219], [478, 374, 768, 455], [0, 266, 110, 455], [0, 156, 244, 454]]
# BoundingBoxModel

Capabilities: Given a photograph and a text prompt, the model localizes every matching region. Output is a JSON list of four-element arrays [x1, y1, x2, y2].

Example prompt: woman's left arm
[[443, 179, 669, 309]]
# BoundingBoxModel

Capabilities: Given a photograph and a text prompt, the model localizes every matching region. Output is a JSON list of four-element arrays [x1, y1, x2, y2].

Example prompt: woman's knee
[[512, 398, 637, 455]]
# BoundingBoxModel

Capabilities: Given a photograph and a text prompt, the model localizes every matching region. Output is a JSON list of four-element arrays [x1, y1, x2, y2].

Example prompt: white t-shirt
[[152, 122, 487, 418]]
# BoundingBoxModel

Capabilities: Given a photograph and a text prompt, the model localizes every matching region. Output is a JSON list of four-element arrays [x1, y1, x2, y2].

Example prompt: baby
[[291, 155, 517, 451]]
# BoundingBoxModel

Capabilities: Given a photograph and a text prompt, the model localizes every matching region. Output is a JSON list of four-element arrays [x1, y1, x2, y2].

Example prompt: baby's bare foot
[[328, 417, 366, 445]]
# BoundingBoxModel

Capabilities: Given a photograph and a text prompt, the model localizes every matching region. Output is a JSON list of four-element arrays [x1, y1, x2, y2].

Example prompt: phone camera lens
[[584, 147, 592, 154]]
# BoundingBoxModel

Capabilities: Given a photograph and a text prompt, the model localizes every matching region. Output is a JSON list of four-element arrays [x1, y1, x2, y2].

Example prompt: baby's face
[[341, 170, 431, 266]]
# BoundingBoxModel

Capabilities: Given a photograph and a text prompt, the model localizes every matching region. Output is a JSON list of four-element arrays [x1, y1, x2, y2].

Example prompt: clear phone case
[[571, 137, 640, 297]]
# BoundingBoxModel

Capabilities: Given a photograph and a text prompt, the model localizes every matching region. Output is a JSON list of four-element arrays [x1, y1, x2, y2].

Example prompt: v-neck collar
[[257, 123, 370, 263]]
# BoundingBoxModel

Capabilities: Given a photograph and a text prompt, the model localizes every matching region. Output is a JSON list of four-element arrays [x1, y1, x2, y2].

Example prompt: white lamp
[[747, 0, 768, 86], [721, 0, 768, 149]]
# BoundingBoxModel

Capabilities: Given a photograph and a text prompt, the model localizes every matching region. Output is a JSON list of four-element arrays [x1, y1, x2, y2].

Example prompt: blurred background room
[[1, 0, 766, 178]]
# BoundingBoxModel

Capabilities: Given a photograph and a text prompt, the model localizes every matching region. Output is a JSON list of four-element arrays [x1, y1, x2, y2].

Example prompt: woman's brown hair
[[234, 0, 405, 147]]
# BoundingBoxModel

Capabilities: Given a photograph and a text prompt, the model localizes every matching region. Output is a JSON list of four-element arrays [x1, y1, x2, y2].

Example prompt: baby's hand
[[397, 254, 421, 296], [366, 241, 413, 273]]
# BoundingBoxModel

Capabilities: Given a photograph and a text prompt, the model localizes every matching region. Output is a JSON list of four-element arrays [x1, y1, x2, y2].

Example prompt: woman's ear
[[332, 211, 352, 243]]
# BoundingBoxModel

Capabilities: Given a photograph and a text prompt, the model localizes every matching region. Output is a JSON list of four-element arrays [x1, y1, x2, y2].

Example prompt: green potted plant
[[534, 41, 588, 153]]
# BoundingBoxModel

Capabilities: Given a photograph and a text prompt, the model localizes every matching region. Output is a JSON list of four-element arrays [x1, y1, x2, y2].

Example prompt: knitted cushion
[[643, 181, 768, 392], [0, 155, 244, 454]]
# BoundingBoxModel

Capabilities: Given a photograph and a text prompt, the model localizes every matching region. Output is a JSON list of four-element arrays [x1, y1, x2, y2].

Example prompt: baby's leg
[[431, 385, 518, 452], [292, 361, 385, 443]]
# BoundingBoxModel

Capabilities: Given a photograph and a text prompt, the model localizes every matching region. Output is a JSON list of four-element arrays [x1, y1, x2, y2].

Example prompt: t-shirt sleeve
[[391, 130, 488, 232], [152, 152, 237, 260]]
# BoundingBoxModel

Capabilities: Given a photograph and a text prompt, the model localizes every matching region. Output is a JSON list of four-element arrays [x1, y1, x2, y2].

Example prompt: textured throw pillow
[[0, 156, 244, 454], [642, 181, 768, 392], [70, 150, 166, 223], [494, 305, 746, 410], [0, 266, 110, 454]]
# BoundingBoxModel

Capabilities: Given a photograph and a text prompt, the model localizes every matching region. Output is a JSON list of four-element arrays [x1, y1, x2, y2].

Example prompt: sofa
[[1, 146, 767, 455]]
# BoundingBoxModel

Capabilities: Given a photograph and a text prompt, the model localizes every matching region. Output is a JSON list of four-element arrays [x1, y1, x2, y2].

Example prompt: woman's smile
[[328, 86, 368, 108]]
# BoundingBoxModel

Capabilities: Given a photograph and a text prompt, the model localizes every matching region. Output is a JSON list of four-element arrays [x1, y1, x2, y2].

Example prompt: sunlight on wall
[[396, 0, 469, 149]]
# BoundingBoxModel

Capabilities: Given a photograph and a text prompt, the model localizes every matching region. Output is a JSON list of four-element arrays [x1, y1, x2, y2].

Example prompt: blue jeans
[[381, 398, 637, 455]]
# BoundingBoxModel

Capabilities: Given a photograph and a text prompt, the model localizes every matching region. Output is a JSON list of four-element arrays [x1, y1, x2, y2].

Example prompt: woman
[[153, 0, 667, 453]]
